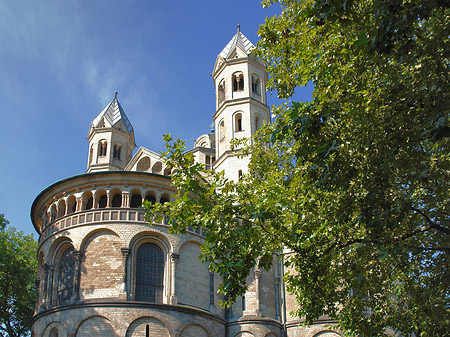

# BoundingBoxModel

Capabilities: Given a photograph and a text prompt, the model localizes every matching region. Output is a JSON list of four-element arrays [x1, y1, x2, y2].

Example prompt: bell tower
[[86, 92, 136, 172], [212, 26, 270, 181]]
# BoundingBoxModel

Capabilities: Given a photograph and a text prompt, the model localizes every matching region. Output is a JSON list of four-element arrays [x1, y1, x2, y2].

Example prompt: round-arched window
[[135, 243, 164, 303]]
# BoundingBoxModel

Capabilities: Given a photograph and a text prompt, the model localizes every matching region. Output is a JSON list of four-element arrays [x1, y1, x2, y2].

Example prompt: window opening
[[160, 197, 169, 204], [85, 197, 93, 210], [219, 120, 225, 141], [98, 195, 107, 208], [235, 113, 243, 132], [146, 325, 150, 337], [98, 141, 107, 157], [113, 145, 121, 160], [57, 247, 75, 305], [130, 194, 142, 208], [233, 73, 244, 91], [145, 195, 156, 204], [112, 194, 122, 207], [238, 170, 243, 179], [135, 243, 164, 302], [252, 75, 261, 95], [242, 295, 246, 311], [218, 80, 225, 105]]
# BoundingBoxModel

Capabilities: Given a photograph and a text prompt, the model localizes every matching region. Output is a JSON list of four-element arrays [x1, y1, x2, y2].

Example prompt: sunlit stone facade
[[30, 29, 340, 337]]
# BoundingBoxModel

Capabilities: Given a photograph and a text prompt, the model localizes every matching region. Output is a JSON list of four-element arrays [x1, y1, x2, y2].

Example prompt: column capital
[[121, 248, 131, 258]]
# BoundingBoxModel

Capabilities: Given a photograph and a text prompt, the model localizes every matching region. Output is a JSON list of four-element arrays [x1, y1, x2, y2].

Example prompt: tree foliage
[[146, 1, 450, 335], [0, 214, 38, 337]]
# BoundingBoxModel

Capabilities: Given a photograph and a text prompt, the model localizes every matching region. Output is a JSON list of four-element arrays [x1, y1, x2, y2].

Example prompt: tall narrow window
[[218, 80, 225, 105], [252, 75, 261, 95], [113, 145, 121, 160], [219, 120, 225, 141], [235, 113, 243, 132], [57, 247, 75, 305], [135, 243, 164, 302], [130, 194, 142, 208], [112, 194, 122, 207], [98, 141, 107, 157]]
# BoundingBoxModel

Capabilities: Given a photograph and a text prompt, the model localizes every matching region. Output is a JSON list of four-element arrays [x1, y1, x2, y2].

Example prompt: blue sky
[[0, 1, 313, 236]]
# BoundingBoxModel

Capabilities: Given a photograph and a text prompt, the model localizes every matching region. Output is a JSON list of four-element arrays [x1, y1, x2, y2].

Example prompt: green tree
[[146, 1, 450, 335], [0, 214, 38, 337]]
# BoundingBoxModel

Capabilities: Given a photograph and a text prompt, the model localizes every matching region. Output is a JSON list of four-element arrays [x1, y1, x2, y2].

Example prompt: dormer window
[[232, 73, 244, 92]]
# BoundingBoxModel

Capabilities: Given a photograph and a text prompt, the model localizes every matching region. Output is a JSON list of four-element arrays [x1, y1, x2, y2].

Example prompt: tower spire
[[237, 24, 240, 32]]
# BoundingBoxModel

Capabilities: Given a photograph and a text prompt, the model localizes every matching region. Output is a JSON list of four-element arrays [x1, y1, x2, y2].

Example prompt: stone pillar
[[122, 191, 130, 208], [107, 190, 112, 207], [274, 276, 281, 321], [254, 269, 262, 317], [72, 251, 83, 302], [92, 191, 98, 209], [76, 197, 82, 212], [170, 253, 179, 304], [65, 199, 70, 215], [121, 248, 130, 299]]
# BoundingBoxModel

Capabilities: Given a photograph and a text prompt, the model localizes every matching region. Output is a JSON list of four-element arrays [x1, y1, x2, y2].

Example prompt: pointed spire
[[219, 26, 254, 59], [91, 92, 134, 134]]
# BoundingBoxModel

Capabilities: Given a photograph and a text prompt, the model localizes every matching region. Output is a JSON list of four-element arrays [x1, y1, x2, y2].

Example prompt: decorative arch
[[97, 139, 107, 157], [81, 191, 93, 210], [152, 161, 163, 174], [125, 316, 169, 337], [54, 244, 75, 306], [75, 315, 117, 336], [234, 332, 255, 337], [180, 324, 209, 337], [67, 195, 77, 214], [252, 74, 261, 95], [255, 113, 264, 131], [313, 331, 342, 337], [219, 119, 225, 141], [57, 199, 66, 218], [163, 167, 172, 176], [130, 189, 143, 208], [79, 229, 123, 300], [144, 191, 156, 204], [95, 189, 107, 209], [49, 204, 57, 223], [232, 72, 244, 91], [129, 232, 172, 303], [110, 188, 122, 208], [136, 156, 151, 171], [42, 321, 67, 337]]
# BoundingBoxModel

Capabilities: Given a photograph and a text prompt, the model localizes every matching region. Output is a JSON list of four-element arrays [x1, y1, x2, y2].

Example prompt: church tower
[[212, 26, 270, 181], [86, 92, 136, 172]]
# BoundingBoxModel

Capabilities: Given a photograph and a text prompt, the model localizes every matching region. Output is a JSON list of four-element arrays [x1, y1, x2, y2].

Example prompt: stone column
[[121, 248, 130, 299], [76, 197, 82, 212], [92, 191, 98, 209], [122, 191, 130, 208], [107, 190, 112, 207], [274, 276, 281, 321], [254, 269, 262, 317], [72, 251, 83, 302], [170, 253, 179, 304]]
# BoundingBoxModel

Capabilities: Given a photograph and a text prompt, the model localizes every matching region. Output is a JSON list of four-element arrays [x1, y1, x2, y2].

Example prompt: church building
[[30, 28, 340, 337]]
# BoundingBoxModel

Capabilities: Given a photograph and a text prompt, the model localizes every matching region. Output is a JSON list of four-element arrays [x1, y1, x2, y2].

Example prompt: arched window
[[219, 120, 225, 141], [160, 196, 169, 204], [113, 145, 121, 160], [130, 194, 142, 208], [89, 145, 94, 165], [50, 205, 57, 223], [67, 196, 77, 214], [112, 193, 122, 207], [57, 200, 66, 218], [234, 113, 243, 132], [232, 73, 244, 91], [218, 80, 225, 105], [49, 327, 58, 337], [137, 157, 151, 171], [98, 141, 107, 157], [135, 243, 164, 302], [145, 195, 156, 204], [255, 114, 263, 130], [85, 197, 93, 210], [238, 170, 243, 179], [98, 195, 107, 208], [57, 247, 75, 305], [252, 74, 261, 95]]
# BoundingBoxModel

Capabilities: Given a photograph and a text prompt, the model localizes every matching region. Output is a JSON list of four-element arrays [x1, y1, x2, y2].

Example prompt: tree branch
[[411, 206, 450, 235]]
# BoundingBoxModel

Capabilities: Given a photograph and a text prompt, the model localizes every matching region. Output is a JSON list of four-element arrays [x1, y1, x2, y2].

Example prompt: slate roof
[[92, 93, 134, 134], [219, 27, 254, 59]]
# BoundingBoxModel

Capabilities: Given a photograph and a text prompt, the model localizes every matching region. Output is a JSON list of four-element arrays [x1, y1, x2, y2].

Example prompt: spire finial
[[114, 91, 118, 99], [237, 24, 240, 33]]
